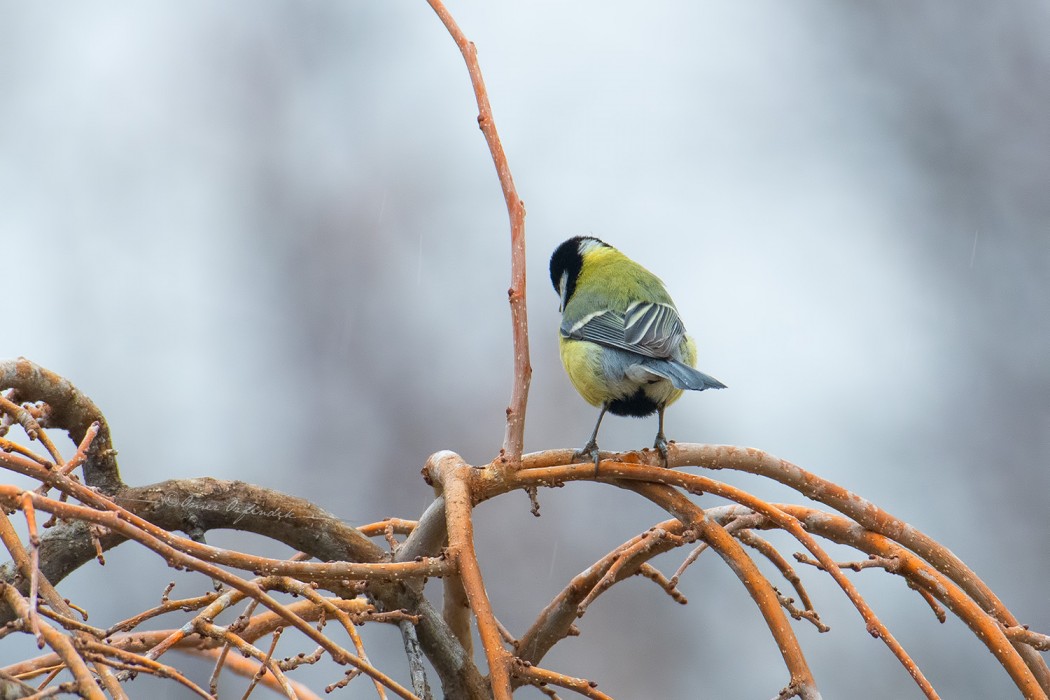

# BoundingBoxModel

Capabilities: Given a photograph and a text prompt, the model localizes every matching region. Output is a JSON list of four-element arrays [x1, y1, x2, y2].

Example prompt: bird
[[549, 235, 725, 467]]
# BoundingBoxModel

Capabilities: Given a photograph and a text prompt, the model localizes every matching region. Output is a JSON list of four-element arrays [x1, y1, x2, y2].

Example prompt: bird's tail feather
[[643, 359, 726, 391]]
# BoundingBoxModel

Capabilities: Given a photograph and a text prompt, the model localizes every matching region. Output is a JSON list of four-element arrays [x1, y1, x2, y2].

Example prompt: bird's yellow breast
[[559, 336, 693, 411], [559, 338, 609, 408]]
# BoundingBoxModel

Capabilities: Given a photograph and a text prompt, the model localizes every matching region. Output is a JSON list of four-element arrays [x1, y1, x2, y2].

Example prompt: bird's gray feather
[[562, 301, 686, 359], [623, 301, 685, 357], [638, 359, 727, 391]]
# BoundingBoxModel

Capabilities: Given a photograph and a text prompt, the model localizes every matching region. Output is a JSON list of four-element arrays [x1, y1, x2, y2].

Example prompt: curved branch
[[669, 442, 1050, 694], [516, 519, 688, 666], [775, 505, 1044, 700], [707, 502, 1047, 699], [0, 487, 420, 700], [0, 358, 121, 491], [514, 460, 941, 698], [0, 471, 484, 699], [5, 357, 1046, 698], [626, 483, 820, 700], [127, 478, 388, 561]]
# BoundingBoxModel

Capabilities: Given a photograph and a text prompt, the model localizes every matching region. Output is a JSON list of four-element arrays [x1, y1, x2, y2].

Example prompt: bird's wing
[[562, 301, 686, 359]]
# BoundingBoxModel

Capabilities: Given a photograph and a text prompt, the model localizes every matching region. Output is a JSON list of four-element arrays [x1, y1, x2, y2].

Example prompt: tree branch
[[1, 358, 121, 492], [424, 0, 530, 465]]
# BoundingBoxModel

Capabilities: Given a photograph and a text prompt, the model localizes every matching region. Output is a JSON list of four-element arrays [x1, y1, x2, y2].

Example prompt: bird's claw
[[653, 434, 670, 468], [572, 442, 602, 475]]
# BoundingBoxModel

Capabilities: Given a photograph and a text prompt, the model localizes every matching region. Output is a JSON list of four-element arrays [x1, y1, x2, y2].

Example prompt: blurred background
[[2, 1, 1048, 697]]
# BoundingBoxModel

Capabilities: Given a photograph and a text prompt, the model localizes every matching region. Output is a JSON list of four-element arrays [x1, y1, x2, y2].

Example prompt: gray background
[[2, 2, 1048, 698]]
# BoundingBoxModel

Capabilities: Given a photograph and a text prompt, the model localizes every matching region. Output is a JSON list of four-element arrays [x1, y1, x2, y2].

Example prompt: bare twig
[[668, 442, 1050, 693], [3, 303, 1048, 700], [735, 530, 823, 628], [624, 483, 821, 700], [515, 458, 940, 698], [1, 584, 105, 700], [1007, 628, 1050, 653], [425, 0, 530, 466], [512, 661, 613, 700]]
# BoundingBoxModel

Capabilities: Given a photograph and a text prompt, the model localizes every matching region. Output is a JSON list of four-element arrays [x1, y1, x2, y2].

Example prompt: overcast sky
[[2, 2, 1048, 698]]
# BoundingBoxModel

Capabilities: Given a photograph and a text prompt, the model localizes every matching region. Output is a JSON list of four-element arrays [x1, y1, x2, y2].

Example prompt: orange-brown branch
[[424, 0, 530, 465], [432, 452, 513, 698]]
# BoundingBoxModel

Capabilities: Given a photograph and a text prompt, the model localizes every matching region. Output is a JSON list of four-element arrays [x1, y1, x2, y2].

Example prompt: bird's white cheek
[[558, 271, 569, 311]]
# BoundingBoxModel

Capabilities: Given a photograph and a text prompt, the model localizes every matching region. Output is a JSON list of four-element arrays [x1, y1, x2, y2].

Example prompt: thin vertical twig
[[425, 0, 530, 465], [399, 619, 433, 700], [21, 492, 41, 643]]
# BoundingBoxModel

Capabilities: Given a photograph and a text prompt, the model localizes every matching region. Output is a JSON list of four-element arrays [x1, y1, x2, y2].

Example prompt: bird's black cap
[[550, 236, 608, 307]]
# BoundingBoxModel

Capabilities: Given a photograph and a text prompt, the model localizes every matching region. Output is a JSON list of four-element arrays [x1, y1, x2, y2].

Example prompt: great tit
[[549, 235, 725, 466]]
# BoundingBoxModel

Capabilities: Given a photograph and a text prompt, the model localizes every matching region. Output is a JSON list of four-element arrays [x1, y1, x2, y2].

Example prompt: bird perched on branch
[[549, 236, 725, 467]]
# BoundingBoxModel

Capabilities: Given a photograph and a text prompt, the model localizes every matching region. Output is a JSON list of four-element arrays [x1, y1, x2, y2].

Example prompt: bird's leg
[[653, 405, 670, 467], [574, 403, 609, 475]]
